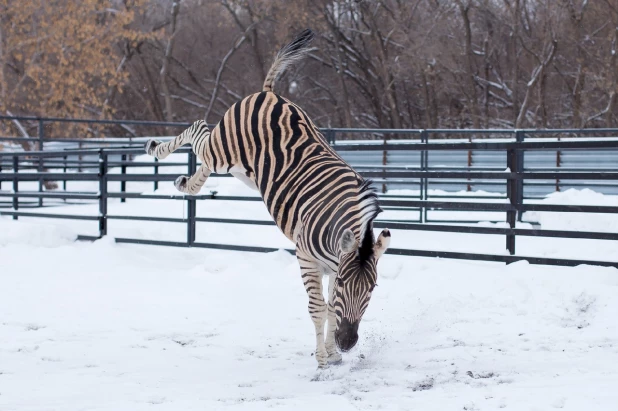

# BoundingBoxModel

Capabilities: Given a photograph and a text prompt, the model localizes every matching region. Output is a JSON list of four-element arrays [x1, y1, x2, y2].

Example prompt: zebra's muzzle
[[335, 319, 359, 352]]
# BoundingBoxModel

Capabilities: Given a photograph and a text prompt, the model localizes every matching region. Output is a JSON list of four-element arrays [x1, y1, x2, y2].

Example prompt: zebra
[[145, 29, 391, 368]]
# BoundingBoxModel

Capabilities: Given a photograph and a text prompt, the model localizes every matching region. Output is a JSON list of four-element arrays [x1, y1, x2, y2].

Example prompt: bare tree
[[2, 0, 618, 136], [455, 0, 481, 128], [516, 39, 558, 128], [161, 0, 181, 123], [204, 24, 255, 123]]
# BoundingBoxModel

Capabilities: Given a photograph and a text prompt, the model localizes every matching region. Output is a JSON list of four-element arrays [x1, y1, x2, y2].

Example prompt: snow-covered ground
[[1, 154, 618, 410], [1, 219, 618, 410]]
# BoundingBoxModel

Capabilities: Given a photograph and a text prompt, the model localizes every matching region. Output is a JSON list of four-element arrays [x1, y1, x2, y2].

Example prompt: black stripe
[[234, 99, 251, 173], [219, 110, 233, 172], [208, 128, 219, 172], [273, 104, 315, 232], [258, 96, 274, 199], [270, 96, 285, 181], [251, 92, 267, 188]]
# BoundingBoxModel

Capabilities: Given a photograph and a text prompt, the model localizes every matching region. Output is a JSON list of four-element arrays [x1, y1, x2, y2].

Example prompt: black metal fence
[[1, 116, 618, 268], [3, 114, 618, 199]]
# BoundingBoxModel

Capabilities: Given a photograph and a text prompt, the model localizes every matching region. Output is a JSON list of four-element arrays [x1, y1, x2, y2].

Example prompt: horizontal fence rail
[[1, 116, 618, 268], [3, 116, 618, 199]]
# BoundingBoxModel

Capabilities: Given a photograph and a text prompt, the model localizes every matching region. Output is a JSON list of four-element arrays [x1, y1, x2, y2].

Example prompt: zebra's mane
[[357, 179, 382, 263]]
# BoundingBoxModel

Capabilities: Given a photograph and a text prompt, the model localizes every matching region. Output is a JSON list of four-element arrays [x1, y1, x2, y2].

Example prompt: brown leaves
[[0, 0, 155, 136]]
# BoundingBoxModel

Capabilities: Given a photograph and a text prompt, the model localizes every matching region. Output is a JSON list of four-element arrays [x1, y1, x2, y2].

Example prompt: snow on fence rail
[[1, 135, 618, 269]]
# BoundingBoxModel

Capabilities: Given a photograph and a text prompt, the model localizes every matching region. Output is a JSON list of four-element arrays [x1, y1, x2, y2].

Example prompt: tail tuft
[[263, 29, 315, 93]]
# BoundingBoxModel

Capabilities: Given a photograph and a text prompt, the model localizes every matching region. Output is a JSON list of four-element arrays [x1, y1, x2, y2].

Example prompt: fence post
[[154, 157, 159, 191], [420, 129, 428, 223], [325, 129, 333, 145], [467, 134, 472, 192], [424, 130, 430, 223], [12, 155, 18, 220], [38, 119, 44, 207], [121, 154, 127, 203], [506, 145, 520, 256], [556, 137, 561, 192], [63, 155, 68, 193], [78, 141, 83, 172], [187, 151, 196, 246], [382, 135, 387, 194], [515, 130, 525, 221], [98, 150, 108, 237]]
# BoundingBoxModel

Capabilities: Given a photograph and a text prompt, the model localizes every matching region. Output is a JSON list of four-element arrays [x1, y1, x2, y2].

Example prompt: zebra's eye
[[336, 278, 344, 287], [370, 284, 378, 292]]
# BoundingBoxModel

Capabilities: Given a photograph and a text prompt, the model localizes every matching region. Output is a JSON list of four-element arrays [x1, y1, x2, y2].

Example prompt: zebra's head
[[334, 227, 390, 352]]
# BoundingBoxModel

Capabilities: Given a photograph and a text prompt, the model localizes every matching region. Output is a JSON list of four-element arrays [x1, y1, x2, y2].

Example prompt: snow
[[0, 220, 77, 247], [525, 188, 618, 233], [1, 220, 618, 410], [2, 154, 618, 410]]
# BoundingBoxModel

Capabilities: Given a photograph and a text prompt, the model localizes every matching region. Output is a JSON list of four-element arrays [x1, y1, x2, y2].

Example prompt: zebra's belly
[[230, 171, 258, 191], [226, 166, 296, 241]]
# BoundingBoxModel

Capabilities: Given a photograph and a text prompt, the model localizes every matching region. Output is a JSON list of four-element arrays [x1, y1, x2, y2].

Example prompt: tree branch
[[515, 39, 557, 128], [204, 23, 255, 122]]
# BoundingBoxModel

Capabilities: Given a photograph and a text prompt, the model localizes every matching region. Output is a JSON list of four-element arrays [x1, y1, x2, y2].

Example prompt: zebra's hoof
[[145, 139, 160, 156], [327, 352, 342, 365], [174, 175, 189, 192]]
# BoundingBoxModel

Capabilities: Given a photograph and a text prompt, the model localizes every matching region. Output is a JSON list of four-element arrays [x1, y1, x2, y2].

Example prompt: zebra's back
[[203, 91, 362, 247]]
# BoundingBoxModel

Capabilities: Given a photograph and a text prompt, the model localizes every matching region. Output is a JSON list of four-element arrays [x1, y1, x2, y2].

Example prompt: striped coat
[[146, 29, 390, 368]]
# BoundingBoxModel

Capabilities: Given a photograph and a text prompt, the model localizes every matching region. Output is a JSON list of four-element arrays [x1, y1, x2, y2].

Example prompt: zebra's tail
[[263, 28, 315, 93]]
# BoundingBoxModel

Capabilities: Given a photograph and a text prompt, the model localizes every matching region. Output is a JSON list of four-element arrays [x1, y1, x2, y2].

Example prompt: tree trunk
[[606, 28, 618, 127], [333, 29, 352, 129], [511, 0, 520, 125], [221, 0, 266, 85], [160, 0, 181, 124], [456, 0, 481, 128], [483, 37, 490, 127], [204, 26, 253, 123], [539, 69, 548, 128], [373, 34, 401, 129], [421, 68, 435, 129], [572, 65, 586, 128], [0, 24, 5, 107], [516, 40, 557, 128]]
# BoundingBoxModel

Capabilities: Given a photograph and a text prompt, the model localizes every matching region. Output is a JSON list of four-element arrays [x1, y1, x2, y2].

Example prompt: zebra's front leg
[[174, 163, 211, 195], [325, 273, 342, 364], [298, 255, 328, 368]]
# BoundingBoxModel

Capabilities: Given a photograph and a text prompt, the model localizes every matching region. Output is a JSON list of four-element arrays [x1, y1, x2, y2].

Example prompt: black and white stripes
[[145, 29, 390, 368]]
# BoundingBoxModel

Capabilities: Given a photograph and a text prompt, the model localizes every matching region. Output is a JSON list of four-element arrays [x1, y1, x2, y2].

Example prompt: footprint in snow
[[561, 292, 597, 329]]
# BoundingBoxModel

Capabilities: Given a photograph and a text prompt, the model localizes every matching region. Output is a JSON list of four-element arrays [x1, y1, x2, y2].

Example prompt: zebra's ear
[[374, 229, 390, 259], [340, 229, 358, 254]]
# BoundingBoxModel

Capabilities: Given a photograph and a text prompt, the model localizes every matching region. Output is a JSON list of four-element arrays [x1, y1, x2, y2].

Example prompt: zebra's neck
[[301, 180, 381, 266]]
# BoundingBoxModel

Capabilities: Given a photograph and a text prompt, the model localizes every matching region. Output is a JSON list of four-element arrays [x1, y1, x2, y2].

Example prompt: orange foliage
[[0, 0, 154, 135]]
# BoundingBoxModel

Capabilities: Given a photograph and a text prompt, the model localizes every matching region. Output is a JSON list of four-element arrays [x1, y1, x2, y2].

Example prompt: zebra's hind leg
[[145, 139, 162, 157], [325, 273, 342, 365], [298, 255, 328, 368], [145, 127, 193, 160], [145, 138, 177, 160], [174, 163, 211, 195]]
